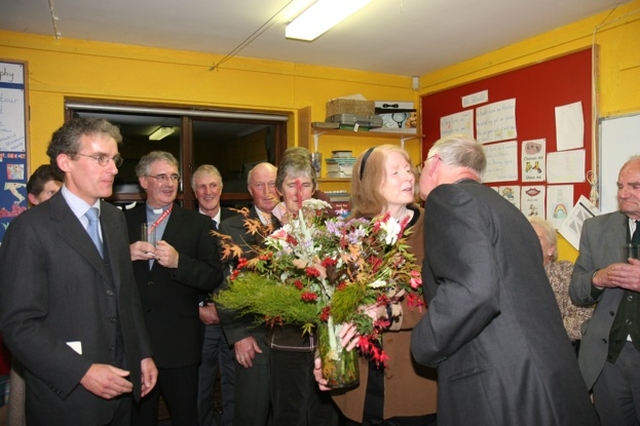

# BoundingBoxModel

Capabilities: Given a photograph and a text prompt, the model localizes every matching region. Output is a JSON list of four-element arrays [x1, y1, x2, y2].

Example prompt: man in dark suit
[[0, 117, 157, 425], [191, 164, 238, 426], [218, 162, 279, 426], [410, 135, 599, 426], [570, 156, 640, 425], [126, 151, 223, 426]]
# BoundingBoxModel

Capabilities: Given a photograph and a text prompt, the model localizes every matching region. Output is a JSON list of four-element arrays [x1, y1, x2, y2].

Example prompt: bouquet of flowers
[[214, 199, 424, 387]]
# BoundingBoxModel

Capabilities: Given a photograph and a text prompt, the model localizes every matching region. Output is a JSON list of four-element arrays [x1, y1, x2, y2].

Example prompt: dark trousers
[[234, 345, 272, 426], [109, 394, 134, 426], [132, 365, 199, 426], [198, 324, 235, 426], [268, 349, 339, 426], [593, 341, 640, 426]]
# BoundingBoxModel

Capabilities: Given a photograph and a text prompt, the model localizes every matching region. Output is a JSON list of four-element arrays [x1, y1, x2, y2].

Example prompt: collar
[[61, 185, 100, 220]]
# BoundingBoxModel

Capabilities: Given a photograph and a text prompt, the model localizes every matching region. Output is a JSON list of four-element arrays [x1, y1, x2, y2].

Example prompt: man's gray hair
[[429, 135, 486, 177], [135, 151, 179, 177], [192, 164, 223, 191]]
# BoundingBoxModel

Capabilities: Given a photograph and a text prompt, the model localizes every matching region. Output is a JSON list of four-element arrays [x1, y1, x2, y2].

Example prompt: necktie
[[632, 221, 640, 246], [85, 207, 103, 258], [213, 220, 218, 231]]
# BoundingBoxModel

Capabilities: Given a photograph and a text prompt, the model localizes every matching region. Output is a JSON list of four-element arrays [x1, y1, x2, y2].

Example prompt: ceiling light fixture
[[285, 0, 372, 42], [148, 126, 174, 141]]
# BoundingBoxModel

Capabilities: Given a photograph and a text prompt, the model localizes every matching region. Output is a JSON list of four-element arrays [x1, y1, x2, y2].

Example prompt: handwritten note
[[476, 99, 517, 144], [547, 149, 585, 183], [482, 141, 518, 183], [0, 89, 26, 152], [0, 63, 24, 84], [461, 90, 488, 108], [440, 110, 473, 139]]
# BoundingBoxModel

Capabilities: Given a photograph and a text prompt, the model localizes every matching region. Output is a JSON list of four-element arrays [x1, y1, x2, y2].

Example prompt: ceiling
[[0, 0, 627, 77]]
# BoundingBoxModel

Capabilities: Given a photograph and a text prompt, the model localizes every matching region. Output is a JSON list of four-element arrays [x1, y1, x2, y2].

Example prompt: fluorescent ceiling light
[[148, 126, 174, 141], [286, 0, 372, 42]]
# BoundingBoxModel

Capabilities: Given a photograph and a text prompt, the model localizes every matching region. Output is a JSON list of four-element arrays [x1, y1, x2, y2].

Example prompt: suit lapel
[[159, 203, 182, 243], [602, 212, 628, 265], [50, 194, 110, 282]]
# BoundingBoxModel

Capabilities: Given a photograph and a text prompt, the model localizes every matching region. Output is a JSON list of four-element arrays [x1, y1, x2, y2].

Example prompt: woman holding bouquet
[[316, 145, 438, 425], [267, 153, 341, 426]]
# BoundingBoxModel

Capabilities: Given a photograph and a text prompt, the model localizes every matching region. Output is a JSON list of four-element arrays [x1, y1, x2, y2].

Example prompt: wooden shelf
[[312, 129, 422, 149], [312, 128, 422, 140], [298, 106, 423, 150]]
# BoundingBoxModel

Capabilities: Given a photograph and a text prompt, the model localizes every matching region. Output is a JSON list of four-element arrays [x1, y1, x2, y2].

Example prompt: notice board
[[421, 49, 592, 224], [0, 60, 29, 242]]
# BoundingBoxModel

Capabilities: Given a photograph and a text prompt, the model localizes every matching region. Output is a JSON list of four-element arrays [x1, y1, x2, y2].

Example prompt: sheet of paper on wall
[[555, 101, 584, 151], [481, 141, 518, 183], [521, 186, 545, 218], [558, 195, 600, 250], [476, 98, 517, 144], [546, 185, 574, 229], [522, 139, 546, 182], [440, 110, 473, 139], [498, 185, 521, 210], [547, 149, 585, 183], [461, 90, 488, 109]]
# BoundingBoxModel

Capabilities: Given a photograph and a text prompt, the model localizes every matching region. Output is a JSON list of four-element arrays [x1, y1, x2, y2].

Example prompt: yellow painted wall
[[0, 31, 419, 170], [1, 0, 639, 259], [418, 0, 640, 261]]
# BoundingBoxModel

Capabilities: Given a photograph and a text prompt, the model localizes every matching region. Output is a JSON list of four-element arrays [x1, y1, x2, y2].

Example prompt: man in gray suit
[[218, 162, 279, 426], [0, 118, 157, 425], [570, 155, 640, 426], [410, 135, 598, 426]]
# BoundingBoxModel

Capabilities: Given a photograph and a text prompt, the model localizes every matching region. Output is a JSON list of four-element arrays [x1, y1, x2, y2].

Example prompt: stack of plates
[[325, 157, 356, 178], [332, 150, 353, 158]]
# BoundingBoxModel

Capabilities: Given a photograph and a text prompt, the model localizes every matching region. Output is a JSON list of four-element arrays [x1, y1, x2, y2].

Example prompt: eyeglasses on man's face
[[415, 154, 438, 174], [147, 174, 181, 184], [75, 153, 124, 167]]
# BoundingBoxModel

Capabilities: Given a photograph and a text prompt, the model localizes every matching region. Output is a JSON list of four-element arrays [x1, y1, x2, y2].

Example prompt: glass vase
[[316, 316, 359, 388]]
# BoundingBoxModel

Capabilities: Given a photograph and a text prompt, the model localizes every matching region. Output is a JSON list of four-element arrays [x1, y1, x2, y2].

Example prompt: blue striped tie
[[85, 207, 103, 258]]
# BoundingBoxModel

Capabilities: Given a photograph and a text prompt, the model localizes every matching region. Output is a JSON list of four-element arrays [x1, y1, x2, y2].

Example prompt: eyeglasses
[[416, 155, 438, 174], [147, 174, 180, 184], [75, 153, 124, 167]]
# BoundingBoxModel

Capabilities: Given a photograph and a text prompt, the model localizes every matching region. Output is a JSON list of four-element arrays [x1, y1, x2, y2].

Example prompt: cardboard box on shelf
[[326, 99, 375, 117]]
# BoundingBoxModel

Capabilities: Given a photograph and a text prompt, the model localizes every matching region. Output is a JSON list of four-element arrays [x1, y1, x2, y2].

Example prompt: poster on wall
[[559, 195, 599, 250], [476, 98, 517, 144], [482, 141, 518, 183], [547, 185, 574, 229], [522, 139, 546, 182], [521, 185, 545, 218], [547, 149, 585, 183], [498, 185, 520, 210], [555, 101, 584, 151], [0, 61, 28, 243], [440, 110, 473, 139]]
